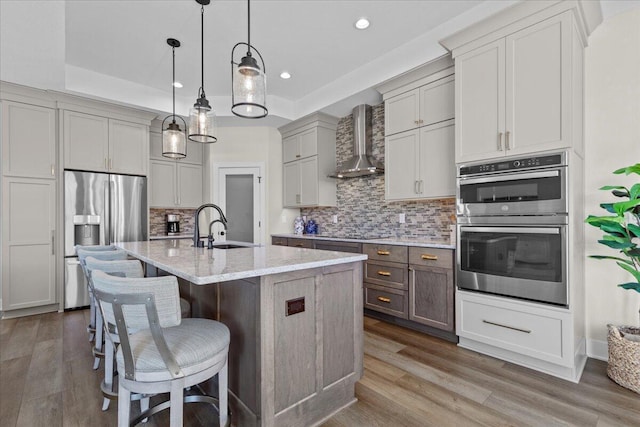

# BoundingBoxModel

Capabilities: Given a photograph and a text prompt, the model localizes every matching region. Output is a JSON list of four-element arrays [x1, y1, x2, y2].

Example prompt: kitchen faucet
[[207, 219, 227, 249], [193, 204, 228, 248]]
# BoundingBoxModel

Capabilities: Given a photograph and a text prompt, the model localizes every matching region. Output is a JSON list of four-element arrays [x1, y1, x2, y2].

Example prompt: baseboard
[[587, 338, 608, 361]]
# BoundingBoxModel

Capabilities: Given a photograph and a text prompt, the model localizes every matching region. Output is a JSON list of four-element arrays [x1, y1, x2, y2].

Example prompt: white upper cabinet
[[282, 128, 318, 163], [63, 110, 149, 175], [149, 160, 203, 208], [2, 101, 57, 179], [454, 12, 573, 163], [384, 90, 419, 136]]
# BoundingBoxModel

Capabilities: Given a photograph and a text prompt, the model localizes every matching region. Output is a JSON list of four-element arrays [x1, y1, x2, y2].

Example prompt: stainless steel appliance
[[457, 152, 567, 217], [457, 216, 567, 306], [456, 151, 569, 306], [167, 214, 180, 235], [64, 170, 147, 309]]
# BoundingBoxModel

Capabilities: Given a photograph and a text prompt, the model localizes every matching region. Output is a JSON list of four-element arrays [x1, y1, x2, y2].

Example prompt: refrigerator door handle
[[104, 180, 111, 245]]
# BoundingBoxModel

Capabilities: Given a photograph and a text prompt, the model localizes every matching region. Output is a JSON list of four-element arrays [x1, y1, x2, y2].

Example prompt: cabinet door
[[385, 130, 419, 201], [298, 128, 317, 159], [420, 77, 454, 126], [418, 120, 455, 198], [2, 101, 56, 179], [505, 13, 570, 155], [2, 178, 56, 310], [109, 119, 148, 175], [149, 131, 163, 159], [63, 110, 109, 172], [299, 156, 318, 206], [149, 160, 176, 208], [409, 265, 454, 331], [283, 161, 300, 207], [177, 163, 203, 208], [282, 135, 300, 163], [455, 39, 506, 163], [384, 89, 419, 136]]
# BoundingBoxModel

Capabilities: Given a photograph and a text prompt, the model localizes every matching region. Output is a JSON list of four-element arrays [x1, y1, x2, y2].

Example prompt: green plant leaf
[[617, 262, 640, 282], [613, 199, 640, 215], [600, 185, 628, 191], [614, 164, 640, 176], [612, 190, 630, 198], [630, 183, 640, 200], [628, 223, 640, 238], [618, 282, 640, 293], [598, 239, 634, 249], [599, 203, 616, 213], [599, 222, 627, 236], [585, 215, 624, 227], [589, 255, 635, 265]]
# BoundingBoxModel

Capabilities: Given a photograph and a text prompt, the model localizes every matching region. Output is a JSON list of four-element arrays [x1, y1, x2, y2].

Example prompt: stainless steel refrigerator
[[64, 170, 147, 309]]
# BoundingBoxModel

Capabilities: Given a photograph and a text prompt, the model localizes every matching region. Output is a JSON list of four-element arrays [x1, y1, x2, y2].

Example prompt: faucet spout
[[193, 204, 228, 248]]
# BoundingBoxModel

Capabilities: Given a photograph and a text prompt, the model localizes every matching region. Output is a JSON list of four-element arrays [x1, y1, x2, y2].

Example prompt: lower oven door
[[457, 220, 567, 306]]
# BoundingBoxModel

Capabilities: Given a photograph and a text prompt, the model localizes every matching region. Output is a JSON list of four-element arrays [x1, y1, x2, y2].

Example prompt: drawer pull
[[293, 244, 304, 247], [377, 271, 391, 277], [377, 296, 391, 303], [482, 320, 531, 334], [421, 254, 438, 261], [377, 250, 390, 256]]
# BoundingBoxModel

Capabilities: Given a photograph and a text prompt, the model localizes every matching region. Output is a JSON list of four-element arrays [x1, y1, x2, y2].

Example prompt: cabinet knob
[[377, 270, 391, 277], [497, 132, 503, 151], [376, 250, 390, 256], [505, 131, 511, 150], [377, 296, 391, 303], [296, 154, 301, 158]]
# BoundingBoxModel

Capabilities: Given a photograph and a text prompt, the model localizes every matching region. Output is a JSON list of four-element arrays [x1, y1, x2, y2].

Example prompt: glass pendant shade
[[162, 119, 187, 159], [231, 45, 268, 118], [189, 95, 217, 143]]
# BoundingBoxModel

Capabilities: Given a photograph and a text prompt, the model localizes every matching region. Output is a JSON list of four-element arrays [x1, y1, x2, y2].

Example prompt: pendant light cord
[[199, 4, 205, 97], [247, 0, 251, 52], [172, 46, 176, 122]]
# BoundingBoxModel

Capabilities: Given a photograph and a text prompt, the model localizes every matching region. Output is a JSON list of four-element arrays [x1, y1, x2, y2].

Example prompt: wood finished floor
[[1, 311, 639, 427]]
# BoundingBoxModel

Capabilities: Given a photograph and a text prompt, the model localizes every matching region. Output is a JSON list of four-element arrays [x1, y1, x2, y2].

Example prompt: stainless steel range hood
[[330, 104, 384, 178]]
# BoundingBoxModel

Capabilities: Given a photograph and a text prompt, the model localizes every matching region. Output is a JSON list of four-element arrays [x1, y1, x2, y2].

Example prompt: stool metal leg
[[219, 360, 228, 427], [93, 314, 104, 370]]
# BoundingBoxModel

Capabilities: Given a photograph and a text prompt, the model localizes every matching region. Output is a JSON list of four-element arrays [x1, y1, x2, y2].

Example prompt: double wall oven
[[456, 152, 569, 306]]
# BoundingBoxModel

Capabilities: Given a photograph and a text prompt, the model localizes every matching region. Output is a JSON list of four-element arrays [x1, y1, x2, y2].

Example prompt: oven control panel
[[459, 153, 564, 176]]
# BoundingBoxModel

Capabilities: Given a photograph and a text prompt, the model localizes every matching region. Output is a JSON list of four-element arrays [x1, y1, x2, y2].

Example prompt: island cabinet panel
[[273, 275, 317, 412]]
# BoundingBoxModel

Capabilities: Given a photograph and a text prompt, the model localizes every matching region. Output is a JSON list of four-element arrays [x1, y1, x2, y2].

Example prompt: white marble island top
[[116, 240, 367, 285]]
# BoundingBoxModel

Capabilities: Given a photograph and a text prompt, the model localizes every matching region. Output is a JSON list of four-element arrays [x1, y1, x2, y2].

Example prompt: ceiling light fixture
[[231, 0, 268, 119], [355, 18, 370, 30], [189, 0, 217, 143], [162, 38, 187, 159], [280, 71, 291, 79]]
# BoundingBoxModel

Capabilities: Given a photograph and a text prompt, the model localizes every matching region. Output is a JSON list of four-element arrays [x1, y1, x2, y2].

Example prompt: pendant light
[[189, 0, 217, 143], [162, 38, 187, 159], [231, 0, 268, 119]]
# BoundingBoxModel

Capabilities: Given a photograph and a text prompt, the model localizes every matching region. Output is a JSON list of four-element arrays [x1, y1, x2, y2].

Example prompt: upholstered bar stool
[[77, 248, 128, 370], [75, 244, 117, 341], [84, 256, 146, 412], [92, 270, 230, 427]]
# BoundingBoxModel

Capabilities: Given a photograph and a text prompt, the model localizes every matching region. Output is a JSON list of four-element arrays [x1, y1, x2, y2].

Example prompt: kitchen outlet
[[332, 215, 338, 223], [399, 213, 406, 223]]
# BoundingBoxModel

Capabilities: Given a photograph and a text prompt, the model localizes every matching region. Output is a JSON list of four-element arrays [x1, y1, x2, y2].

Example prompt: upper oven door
[[456, 218, 568, 306], [457, 167, 567, 216]]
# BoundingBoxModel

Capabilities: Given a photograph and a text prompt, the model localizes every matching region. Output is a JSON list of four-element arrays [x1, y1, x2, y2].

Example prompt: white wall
[[205, 126, 299, 243], [584, 7, 640, 358]]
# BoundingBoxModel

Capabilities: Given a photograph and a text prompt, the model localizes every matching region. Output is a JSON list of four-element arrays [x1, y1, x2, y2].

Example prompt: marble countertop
[[149, 233, 194, 240], [271, 233, 455, 249], [116, 239, 367, 285]]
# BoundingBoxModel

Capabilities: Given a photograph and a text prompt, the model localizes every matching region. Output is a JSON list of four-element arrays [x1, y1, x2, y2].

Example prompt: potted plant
[[585, 163, 640, 393]]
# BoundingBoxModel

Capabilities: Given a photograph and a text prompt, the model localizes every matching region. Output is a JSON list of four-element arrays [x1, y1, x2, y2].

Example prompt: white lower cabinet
[[150, 160, 203, 208], [2, 177, 57, 311], [457, 290, 584, 382]]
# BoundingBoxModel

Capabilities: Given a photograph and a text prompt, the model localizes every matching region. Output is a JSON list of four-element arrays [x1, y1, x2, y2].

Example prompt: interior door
[[216, 165, 263, 244]]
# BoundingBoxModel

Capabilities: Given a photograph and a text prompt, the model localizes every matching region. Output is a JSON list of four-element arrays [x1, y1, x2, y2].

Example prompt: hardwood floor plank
[[0, 316, 39, 362], [362, 316, 380, 328], [364, 330, 406, 353], [62, 310, 91, 363], [363, 353, 407, 382], [0, 356, 30, 427], [16, 392, 63, 427], [483, 392, 574, 427], [22, 338, 65, 400], [35, 312, 64, 342], [0, 317, 17, 348]]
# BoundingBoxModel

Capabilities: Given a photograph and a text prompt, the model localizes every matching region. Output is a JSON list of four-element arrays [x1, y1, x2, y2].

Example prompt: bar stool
[[77, 248, 128, 370], [92, 270, 230, 427], [84, 256, 145, 412], [75, 244, 117, 341]]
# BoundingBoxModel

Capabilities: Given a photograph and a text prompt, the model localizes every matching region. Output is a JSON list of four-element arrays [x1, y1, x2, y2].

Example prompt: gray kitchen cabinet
[[63, 110, 149, 175], [150, 130, 203, 165], [385, 119, 455, 201], [453, 12, 576, 163], [1, 101, 57, 179], [313, 240, 362, 253], [280, 112, 338, 208], [287, 237, 315, 249], [271, 236, 288, 246], [363, 244, 409, 319], [149, 160, 203, 208], [409, 247, 454, 332]]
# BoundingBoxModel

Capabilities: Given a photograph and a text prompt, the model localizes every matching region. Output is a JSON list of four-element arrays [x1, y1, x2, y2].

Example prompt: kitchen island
[[116, 239, 367, 427]]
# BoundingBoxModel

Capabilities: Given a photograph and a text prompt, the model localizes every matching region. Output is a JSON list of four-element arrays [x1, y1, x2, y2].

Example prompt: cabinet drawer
[[314, 241, 362, 253], [364, 284, 408, 319], [364, 260, 408, 290], [459, 295, 567, 363], [288, 238, 314, 249], [408, 247, 453, 269], [363, 243, 408, 263], [272, 237, 288, 246]]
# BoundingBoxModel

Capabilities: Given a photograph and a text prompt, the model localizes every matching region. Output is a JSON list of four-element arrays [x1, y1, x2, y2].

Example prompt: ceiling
[[1, 1, 637, 125]]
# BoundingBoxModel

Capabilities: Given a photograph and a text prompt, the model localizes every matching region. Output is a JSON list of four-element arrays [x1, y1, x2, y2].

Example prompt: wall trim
[[587, 338, 608, 361]]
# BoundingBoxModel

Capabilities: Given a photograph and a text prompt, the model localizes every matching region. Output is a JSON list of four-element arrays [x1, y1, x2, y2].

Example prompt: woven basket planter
[[607, 324, 640, 394]]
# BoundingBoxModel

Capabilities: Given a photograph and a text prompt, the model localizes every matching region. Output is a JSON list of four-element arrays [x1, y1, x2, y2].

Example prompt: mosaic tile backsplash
[[300, 103, 456, 242], [149, 208, 196, 236]]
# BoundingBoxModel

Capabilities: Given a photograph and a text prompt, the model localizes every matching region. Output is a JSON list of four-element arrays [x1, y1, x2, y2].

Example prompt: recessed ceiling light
[[355, 18, 370, 30], [172, 81, 183, 88], [280, 71, 291, 79]]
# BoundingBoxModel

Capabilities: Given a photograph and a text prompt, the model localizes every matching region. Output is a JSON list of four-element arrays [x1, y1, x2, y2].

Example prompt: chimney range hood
[[330, 104, 384, 178]]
